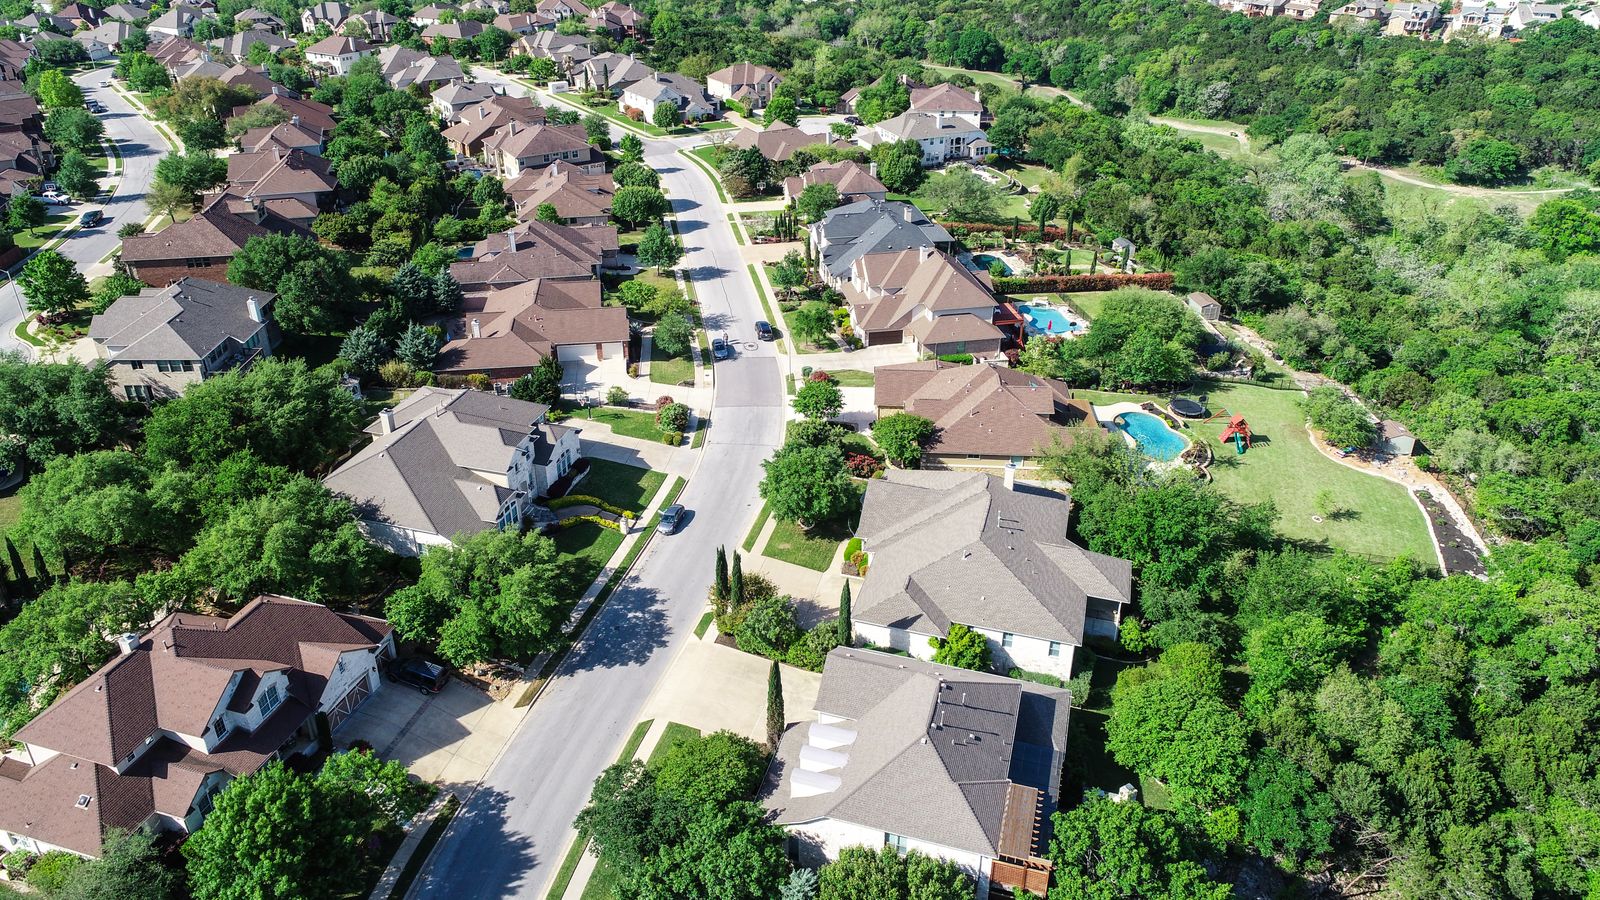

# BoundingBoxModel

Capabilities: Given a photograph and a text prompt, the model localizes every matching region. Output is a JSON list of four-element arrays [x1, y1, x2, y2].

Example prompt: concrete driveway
[[338, 678, 527, 789]]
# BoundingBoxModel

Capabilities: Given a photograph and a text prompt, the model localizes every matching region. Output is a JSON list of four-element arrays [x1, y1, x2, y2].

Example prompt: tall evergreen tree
[[766, 660, 784, 749], [729, 551, 744, 608], [713, 545, 730, 614], [5, 536, 29, 596], [837, 582, 852, 646], [31, 543, 49, 583]]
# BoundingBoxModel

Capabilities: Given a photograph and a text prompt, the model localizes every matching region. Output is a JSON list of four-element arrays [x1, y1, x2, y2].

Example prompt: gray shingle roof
[[853, 471, 1131, 645], [766, 648, 1070, 858], [89, 277, 272, 361], [814, 199, 951, 278]]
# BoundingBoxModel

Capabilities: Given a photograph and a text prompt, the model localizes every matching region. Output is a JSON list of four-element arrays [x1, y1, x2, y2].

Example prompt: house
[[89, 278, 278, 401], [492, 11, 547, 34], [340, 8, 401, 40], [571, 52, 655, 93], [586, 0, 642, 35], [146, 3, 202, 37], [232, 93, 338, 136], [72, 33, 114, 61], [1448, 0, 1513, 35], [13, 12, 75, 34], [441, 95, 547, 156], [304, 34, 373, 74], [432, 81, 499, 121], [536, 0, 590, 19], [506, 160, 614, 225], [513, 30, 591, 72], [1331, 0, 1386, 22], [239, 118, 325, 155], [453, 221, 615, 295], [706, 62, 782, 107], [1244, 0, 1287, 15], [148, 36, 206, 73], [233, 8, 287, 32], [782, 160, 887, 204], [174, 58, 232, 82], [420, 19, 484, 42], [208, 28, 295, 61], [908, 82, 983, 124], [323, 388, 580, 554], [837, 248, 1005, 355], [810, 199, 955, 285], [619, 72, 718, 123], [482, 121, 605, 177], [119, 197, 307, 287], [849, 470, 1132, 676], [1507, 2, 1562, 31], [101, 1, 154, 23], [1377, 420, 1420, 456], [866, 112, 990, 167], [1185, 291, 1222, 321], [874, 362, 1100, 468], [435, 277, 629, 384], [1385, 1, 1440, 32], [0, 39, 33, 81], [410, 3, 454, 26], [219, 63, 280, 98], [0, 596, 394, 859], [299, 1, 349, 32], [730, 121, 843, 163], [226, 148, 339, 223], [765, 647, 1068, 898], [376, 44, 465, 89], [56, 2, 102, 27], [1284, 0, 1320, 18]]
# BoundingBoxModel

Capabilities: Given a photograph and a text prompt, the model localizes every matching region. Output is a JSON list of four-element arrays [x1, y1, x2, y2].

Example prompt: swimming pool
[[972, 254, 1012, 276], [1018, 303, 1083, 335], [1112, 411, 1189, 461]]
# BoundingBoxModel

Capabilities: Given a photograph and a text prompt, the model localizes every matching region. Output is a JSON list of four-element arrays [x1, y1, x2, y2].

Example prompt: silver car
[[656, 504, 685, 534]]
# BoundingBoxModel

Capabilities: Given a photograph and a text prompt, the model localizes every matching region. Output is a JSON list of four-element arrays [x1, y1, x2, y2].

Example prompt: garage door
[[326, 674, 373, 732]]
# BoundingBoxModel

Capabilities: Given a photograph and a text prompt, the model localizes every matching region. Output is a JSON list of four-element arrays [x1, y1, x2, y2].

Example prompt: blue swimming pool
[[972, 254, 1012, 276], [1018, 303, 1083, 335], [1113, 411, 1189, 461]]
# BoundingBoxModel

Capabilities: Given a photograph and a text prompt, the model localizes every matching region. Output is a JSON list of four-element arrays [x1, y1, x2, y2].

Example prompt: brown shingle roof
[[874, 362, 1096, 458]]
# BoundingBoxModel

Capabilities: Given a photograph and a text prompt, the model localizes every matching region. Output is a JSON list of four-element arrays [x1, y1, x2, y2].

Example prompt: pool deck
[[1094, 402, 1194, 463]]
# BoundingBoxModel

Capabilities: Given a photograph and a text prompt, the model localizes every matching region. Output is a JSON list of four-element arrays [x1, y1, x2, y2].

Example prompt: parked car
[[754, 320, 774, 341], [99, 80, 109, 87], [388, 657, 448, 694], [78, 210, 101, 227], [656, 504, 685, 535], [844, 115, 862, 125], [711, 337, 730, 360], [39, 192, 68, 205]]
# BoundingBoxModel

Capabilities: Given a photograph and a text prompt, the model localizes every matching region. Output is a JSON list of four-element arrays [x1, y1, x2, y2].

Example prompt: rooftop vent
[[75, 794, 91, 809]]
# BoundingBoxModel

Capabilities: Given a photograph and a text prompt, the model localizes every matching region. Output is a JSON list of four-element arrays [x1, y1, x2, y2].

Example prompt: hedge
[[1007, 668, 1066, 687], [557, 513, 622, 532], [547, 494, 637, 519], [940, 221, 1068, 240], [992, 272, 1176, 293]]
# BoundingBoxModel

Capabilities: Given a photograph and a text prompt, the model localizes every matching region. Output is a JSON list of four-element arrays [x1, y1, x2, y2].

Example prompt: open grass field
[[577, 460, 666, 514]]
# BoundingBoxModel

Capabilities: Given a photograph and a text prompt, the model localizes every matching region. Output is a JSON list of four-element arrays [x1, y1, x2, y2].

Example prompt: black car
[[711, 337, 731, 360], [754, 320, 775, 341], [388, 657, 448, 694], [844, 115, 862, 125], [78, 210, 102, 227]]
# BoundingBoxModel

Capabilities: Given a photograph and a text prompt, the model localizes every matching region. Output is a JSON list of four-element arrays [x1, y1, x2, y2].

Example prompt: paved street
[[0, 66, 171, 357], [408, 72, 786, 900]]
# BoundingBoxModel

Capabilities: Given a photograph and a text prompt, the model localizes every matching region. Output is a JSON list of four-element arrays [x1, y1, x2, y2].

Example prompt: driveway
[[0, 67, 171, 357], [407, 69, 786, 900], [338, 679, 526, 789]]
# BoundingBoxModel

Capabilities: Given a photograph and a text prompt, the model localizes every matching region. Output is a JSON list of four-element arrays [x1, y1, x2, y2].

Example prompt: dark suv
[[754, 320, 775, 341], [388, 657, 448, 694]]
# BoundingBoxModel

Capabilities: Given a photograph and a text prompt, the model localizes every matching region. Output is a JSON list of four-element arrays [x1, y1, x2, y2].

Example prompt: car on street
[[754, 320, 774, 341], [656, 504, 685, 535], [844, 115, 862, 125], [712, 337, 730, 360], [78, 210, 101, 227], [99, 80, 109, 87], [388, 657, 449, 694]]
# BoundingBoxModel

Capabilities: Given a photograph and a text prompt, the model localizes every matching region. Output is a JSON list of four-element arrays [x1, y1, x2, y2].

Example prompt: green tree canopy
[[18, 249, 89, 317], [870, 413, 935, 467], [817, 846, 972, 900], [759, 442, 857, 526]]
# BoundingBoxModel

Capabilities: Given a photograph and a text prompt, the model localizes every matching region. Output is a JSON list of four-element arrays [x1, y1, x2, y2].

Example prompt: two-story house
[[304, 34, 373, 74], [810, 199, 955, 286], [867, 112, 991, 167], [482, 121, 606, 177], [619, 72, 719, 123], [0, 596, 393, 859], [706, 62, 782, 108], [841, 247, 1004, 354], [89, 278, 279, 401], [119, 198, 309, 286], [323, 388, 582, 555], [848, 470, 1133, 679], [299, 1, 349, 32]]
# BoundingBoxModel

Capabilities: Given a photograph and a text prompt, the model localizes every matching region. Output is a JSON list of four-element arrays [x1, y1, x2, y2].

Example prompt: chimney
[[505, 227, 517, 252], [115, 633, 139, 655], [291, 114, 300, 126], [902, 205, 914, 222], [868, 161, 877, 178], [470, 318, 481, 338], [246, 296, 263, 322], [918, 244, 932, 262], [1004, 461, 1017, 491], [379, 407, 396, 433]]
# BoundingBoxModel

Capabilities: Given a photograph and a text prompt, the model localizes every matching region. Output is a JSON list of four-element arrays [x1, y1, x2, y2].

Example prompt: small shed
[[1377, 419, 1419, 456], [1186, 291, 1222, 321]]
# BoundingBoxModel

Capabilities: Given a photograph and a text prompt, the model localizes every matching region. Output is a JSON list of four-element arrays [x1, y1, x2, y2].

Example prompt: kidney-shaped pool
[[1110, 411, 1190, 461]]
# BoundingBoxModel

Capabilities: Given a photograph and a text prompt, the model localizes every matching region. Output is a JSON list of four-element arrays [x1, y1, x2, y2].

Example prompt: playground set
[[1218, 414, 1253, 454]]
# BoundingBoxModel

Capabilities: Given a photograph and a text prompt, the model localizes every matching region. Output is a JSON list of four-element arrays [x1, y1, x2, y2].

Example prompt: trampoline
[[1170, 398, 1209, 418]]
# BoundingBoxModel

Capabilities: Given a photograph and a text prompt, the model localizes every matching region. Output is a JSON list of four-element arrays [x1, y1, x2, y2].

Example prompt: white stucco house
[[848, 470, 1132, 680], [765, 648, 1068, 898], [322, 387, 580, 555], [867, 111, 991, 166], [304, 33, 373, 74], [619, 71, 719, 123]]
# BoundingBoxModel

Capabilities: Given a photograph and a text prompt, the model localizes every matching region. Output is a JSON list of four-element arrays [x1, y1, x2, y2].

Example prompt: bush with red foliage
[[844, 452, 884, 479]]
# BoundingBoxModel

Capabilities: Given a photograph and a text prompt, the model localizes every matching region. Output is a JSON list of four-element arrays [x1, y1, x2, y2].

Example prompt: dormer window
[[259, 683, 282, 717], [213, 716, 228, 737]]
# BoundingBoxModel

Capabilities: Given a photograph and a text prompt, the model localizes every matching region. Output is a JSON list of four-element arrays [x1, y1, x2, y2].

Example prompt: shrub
[[937, 353, 974, 364], [656, 395, 675, 407], [786, 625, 842, 671], [606, 385, 629, 405], [989, 273, 1176, 293], [559, 513, 622, 532], [809, 369, 835, 383], [466, 373, 492, 391], [844, 452, 883, 479], [547, 494, 637, 518], [843, 537, 862, 560], [1007, 668, 1066, 687], [2, 849, 33, 877], [736, 593, 801, 659], [26, 851, 82, 893], [850, 549, 869, 575], [627, 363, 639, 378], [656, 402, 690, 432], [930, 623, 991, 671], [662, 431, 683, 446]]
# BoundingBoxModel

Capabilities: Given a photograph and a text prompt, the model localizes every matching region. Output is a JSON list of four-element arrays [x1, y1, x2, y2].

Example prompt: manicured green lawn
[[578, 459, 666, 514], [563, 402, 669, 442], [839, 432, 879, 460], [905, 170, 1030, 221], [824, 369, 874, 387], [742, 501, 770, 552], [763, 516, 850, 572], [0, 491, 20, 533], [551, 521, 625, 601], [649, 338, 695, 385], [1081, 381, 1434, 563], [14, 211, 76, 250], [646, 722, 701, 765]]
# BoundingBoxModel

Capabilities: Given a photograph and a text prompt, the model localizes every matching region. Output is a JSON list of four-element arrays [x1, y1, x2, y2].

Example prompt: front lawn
[[551, 520, 625, 601], [823, 369, 874, 387], [649, 338, 694, 386], [646, 722, 701, 765], [577, 459, 666, 514], [763, 516, 850, 572], [561, 402, 669, 443], [14, 211, 76, 250]]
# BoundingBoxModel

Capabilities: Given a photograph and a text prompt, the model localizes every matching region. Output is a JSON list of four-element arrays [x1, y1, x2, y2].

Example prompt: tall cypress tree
[[713, 545, 730, 614], [836, 581, 852, 646], [30, 543, 48, 584], [729, 551, 744, 609], [766, 660, 784, 749], [4, 535, 24, 583]]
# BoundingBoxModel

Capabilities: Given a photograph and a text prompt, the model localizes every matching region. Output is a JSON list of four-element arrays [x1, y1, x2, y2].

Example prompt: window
[[1048, 641, 1061, 658], [884, 833, 908, 855], [1001, 632, 1014, 649], [156, 360, 195, 373], [185, 257, 213, 268], [259, 683, 281, 717], [124, 384, 152, 401], [213, 717, 228, 737], [129, 360, 143, 370]]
